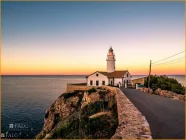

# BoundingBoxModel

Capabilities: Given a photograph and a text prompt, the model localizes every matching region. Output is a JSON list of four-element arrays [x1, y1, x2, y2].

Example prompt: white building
[[86, 47, 132, 87]]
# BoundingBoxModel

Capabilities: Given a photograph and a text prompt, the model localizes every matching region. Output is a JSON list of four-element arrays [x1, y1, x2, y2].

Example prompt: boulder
[[155, 88, 161, 95]]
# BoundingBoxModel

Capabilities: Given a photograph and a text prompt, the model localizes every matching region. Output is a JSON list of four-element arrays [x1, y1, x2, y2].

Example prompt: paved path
[[120, 88, 185, 139]]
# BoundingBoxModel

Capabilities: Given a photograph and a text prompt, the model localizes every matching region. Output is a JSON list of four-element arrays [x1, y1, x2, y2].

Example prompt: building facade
[[131, 77, 147, 86], [86, 47, 132, 87]]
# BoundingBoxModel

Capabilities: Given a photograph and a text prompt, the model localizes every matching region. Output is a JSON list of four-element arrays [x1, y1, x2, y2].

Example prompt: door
[[96, 80, 99, 86], [118, 82, 121, 87], [102, 81, 105, 85]]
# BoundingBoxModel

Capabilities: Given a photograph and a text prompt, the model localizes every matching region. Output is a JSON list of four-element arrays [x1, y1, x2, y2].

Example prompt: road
[[120, 88, 185, 139]]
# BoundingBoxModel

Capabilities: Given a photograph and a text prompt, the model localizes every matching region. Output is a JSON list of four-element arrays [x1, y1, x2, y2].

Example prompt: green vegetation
[[88, 88, 97, 94], [52, 100, 118, 139], [62, 91, 77, 99], [144, 75, 185, 95]]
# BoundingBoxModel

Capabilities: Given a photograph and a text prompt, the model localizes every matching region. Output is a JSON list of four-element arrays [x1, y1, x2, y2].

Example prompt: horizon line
[[1, 74, 185, 76]]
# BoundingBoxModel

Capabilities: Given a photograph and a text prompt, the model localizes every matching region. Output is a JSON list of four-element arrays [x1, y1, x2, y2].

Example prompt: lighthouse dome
[[109, 47, 113, 52]]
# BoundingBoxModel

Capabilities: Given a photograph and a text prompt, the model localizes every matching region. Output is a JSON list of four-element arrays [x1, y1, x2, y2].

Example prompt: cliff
[[36, 85, 152, 139], [36, 86, 118, 139]]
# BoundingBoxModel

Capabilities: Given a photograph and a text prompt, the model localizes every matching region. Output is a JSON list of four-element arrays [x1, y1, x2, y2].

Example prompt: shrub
[[81, 102, 101, 116], [62, 91, 77, 99], [53, 121, 71, 138], [51, 107, 55, 112], [145, 75, 185, 95], [88, 88, 96, 94]]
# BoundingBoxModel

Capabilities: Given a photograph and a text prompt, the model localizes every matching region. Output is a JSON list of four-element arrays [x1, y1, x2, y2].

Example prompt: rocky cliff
[[36, 86, 118, 139]]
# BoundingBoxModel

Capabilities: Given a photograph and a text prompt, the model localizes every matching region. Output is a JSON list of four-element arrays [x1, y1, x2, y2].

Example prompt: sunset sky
[[1, 2, 185, 75]]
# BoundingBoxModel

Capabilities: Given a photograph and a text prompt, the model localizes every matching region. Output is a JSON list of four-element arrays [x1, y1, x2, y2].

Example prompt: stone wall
[[112, 88, 152, 139], [66, 84, 93, 92], [66, 84, 117, 93]]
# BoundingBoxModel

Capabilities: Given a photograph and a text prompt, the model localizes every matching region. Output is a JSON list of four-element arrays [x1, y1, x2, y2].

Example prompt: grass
[[89, 111, 111, 119]]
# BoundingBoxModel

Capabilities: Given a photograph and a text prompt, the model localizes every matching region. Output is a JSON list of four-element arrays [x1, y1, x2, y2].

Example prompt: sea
[[1, 75, 185, 138]]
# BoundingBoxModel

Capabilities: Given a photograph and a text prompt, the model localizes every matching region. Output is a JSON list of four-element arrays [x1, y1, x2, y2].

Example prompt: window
[[127, 80, 128, 84], [111, 81, 113, 85], [127, 74, 128, 77], [96, 80, 99, 86], [96, 74, 99, 76], [102, 81, 105, 85], [90, 80, 93, 85]]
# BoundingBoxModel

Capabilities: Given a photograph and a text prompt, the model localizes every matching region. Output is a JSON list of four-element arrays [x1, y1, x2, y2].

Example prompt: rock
[[144, 88, 149, 93], [36, 91, 83, 138], [155, 88, 161, 95], [149, 89, 153, 94], [45, 133, 52, 139], [112, 135, 122, 139], [139, 87, 184, 101], [142, 126, 150, 132], [140, 134, 152, 139], [172, 96, 179, 100], [178, 95, 185, 101]]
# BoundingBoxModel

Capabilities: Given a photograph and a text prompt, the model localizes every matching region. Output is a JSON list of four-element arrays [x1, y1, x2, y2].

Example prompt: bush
[[88, 88, 96, 94], [81, 102, 101, 116], [88, 115, 118, 138], [145, 75, 185, 95], [62, 91, 77, 99]]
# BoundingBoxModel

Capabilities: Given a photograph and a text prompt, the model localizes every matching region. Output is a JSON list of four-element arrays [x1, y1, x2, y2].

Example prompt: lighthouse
[[106, 47, 116, 73], [86, 46, 132, 87]]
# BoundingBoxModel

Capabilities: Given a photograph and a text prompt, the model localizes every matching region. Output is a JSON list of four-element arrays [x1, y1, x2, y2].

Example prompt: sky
[[1, 1, 185, 75]]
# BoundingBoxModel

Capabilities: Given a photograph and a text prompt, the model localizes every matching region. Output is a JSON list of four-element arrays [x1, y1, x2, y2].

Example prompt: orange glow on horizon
[[1, 62, 184, 75]]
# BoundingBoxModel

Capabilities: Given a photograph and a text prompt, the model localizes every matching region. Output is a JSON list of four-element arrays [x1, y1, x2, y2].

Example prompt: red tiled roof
[[107, 71, 128, 78], [86, 70, 129, 78]]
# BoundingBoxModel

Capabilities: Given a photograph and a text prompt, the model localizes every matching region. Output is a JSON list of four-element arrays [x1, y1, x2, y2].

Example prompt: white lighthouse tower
[[107, 46, 116, 73]]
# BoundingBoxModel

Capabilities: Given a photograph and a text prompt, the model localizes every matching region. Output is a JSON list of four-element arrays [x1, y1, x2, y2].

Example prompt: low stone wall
[[137, 87, 185, 101], [66, 84, 117, 93], [112, 88, 152, 139], [66, 84, 93, 92]]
